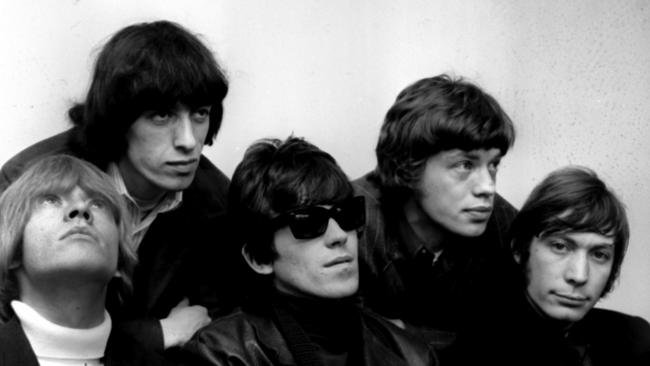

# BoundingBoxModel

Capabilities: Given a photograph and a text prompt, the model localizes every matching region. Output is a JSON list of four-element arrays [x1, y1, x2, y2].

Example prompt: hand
[[160, 298, 211, 349]]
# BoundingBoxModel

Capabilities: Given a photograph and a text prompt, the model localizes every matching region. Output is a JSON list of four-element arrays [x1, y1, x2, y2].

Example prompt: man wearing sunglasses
[[178, 137, 437, 366], [354, 74, 518, 348]]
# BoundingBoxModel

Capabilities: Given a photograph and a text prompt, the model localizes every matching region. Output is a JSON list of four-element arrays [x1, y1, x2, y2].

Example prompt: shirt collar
[[107, 163, 182, 214], [397, 214, 443, 261]]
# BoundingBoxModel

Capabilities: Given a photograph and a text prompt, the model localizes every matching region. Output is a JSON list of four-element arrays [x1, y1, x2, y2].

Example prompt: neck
[[117, 159, 166, 203], [402, 196, 450, 252], [18, 276, 107, 328]]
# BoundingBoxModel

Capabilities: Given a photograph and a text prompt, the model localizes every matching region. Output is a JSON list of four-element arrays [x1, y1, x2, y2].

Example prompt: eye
[[591, 249, 613, 263], [488, 159, 501, 174], [454, 160, 474, 172], [40, 194, 61, 205], [548, 240, 570, 254], [89, 198, 109, 211], [192, 107, 211, 123], [147, 110, 173, 124]]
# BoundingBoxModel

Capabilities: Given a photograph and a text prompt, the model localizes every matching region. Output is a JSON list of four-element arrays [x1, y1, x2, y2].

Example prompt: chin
[[159, 177, 195, 192], [318, 282, 359, 299], [453, 223, 488, 237], [544, 306, 589, 323]]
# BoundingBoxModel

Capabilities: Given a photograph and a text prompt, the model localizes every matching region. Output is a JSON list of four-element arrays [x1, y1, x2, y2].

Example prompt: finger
[[175, 297, 190, 309]]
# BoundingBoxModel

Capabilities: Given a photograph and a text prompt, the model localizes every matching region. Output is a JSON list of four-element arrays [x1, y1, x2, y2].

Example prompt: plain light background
[[1, 1, 649, 320]]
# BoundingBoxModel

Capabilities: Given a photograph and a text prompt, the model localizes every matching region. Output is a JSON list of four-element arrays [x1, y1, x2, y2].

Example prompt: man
[[449, 166, 650, 365], [354, 74, 517, 345], [0, 20, 235, 351], [0, 155, 166, 365], [179, 137, 437, 366]]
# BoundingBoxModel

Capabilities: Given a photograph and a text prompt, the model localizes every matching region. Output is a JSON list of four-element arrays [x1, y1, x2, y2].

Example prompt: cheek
[[525, 253, 553, 290], [592, 264, 613, 291], [22, 214, 53, 254], [194, 123, 210, 143], [97, 218, 121, 252], [127, 126, 166, 157]]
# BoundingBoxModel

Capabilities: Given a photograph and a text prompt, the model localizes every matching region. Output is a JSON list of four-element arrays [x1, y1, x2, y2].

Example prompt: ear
[[512, 247, 522, 264], [241, 244, 273, 275], [510, 239, 522, 264]]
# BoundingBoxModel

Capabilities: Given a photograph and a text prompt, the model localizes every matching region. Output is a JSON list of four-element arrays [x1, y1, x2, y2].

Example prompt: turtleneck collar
[[272, 291, 362, 366], [11, 300, 111, 365]]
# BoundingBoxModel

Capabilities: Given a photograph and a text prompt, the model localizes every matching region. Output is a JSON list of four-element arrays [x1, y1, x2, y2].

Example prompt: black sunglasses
[[271, 196, 366, 240]]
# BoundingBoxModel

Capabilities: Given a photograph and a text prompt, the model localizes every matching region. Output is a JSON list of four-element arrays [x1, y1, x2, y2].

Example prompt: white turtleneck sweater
[[11, 300, 111, 366]]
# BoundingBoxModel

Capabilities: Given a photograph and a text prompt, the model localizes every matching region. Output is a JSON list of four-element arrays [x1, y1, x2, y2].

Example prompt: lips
[[60, 226, 97, 242], [324, 255, 354, 268], [553, 292, 589, 307], [464, 206, 493, 220], [166, 159, 198, 173]]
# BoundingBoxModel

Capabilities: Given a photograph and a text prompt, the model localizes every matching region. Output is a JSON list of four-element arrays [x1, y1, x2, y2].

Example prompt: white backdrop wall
[[1, 1, 649, 320]]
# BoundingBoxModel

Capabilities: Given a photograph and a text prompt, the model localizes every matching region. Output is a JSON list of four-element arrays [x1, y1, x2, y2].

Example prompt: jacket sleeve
[[115, 317, 165, 353]]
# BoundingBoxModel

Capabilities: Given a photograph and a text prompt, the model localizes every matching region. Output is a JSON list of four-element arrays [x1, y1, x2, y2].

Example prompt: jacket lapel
[[135, 207, 192, 313], [0, 317, 40, 366]]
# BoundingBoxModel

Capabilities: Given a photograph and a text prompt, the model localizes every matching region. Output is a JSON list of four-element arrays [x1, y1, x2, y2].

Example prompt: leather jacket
[[179, 303, 438, 366]]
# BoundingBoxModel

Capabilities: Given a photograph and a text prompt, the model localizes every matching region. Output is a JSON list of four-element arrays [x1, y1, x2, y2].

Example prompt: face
[[20, 186, 120, 283], [524, 232, 614, 322], [407, 148, 501, 237], [265, 216, 359, 299], [119, 103, 211, 200]]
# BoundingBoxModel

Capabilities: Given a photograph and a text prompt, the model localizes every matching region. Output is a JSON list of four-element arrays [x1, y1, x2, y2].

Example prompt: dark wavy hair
[[69, 20, 229, 169], [375, 74, 514, 199], [229, 137, 354, 265], [510, 166, 629, 297]]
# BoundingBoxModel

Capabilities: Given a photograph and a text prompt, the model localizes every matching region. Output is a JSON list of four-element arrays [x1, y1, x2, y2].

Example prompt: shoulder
[[182, 156, 230, 216], [586, 308, 650, 347], [576, 307, 650, 364], [360, 309, 438, 366], [0, 130, 75, 193], [181, 307, 289, 366]]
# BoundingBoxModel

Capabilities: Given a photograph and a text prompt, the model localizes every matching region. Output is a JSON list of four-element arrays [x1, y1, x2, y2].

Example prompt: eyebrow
[[444, 150, 477, 161], [545, 234, 615, 249]]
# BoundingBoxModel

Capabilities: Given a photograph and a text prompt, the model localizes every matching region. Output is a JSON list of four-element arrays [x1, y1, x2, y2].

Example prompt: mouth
[[61, 227, 97, 242], [463, 206, 493, 220], [553, 292, 589, 307], [166, 159, 198, 173], [324, 255, 354, 268]]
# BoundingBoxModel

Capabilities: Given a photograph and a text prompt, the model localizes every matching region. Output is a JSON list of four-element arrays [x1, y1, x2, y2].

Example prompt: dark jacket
[[179, 301, 438, 366], [0, 130, 240, 351], [0, 316, 168, 366], [446, 290, 650, 366], [353, 171, 519, 347]]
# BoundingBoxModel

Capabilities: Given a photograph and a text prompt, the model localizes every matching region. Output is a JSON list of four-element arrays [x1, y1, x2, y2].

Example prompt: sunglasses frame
[[271, 196, 366, 240]]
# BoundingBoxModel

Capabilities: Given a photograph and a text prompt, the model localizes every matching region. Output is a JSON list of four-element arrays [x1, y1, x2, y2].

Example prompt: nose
[[473, 166, 496, 198], [565, 252, 589, 286], [324, 218, 349, 248], [173, 112, 198, 152], [65, 200, 93, 224]]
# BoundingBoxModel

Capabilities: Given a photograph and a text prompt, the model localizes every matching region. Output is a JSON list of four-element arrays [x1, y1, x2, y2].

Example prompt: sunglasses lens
[[283, 197, 365, 240], [334, 197, 365, 231], [288, 210, 329, 239]]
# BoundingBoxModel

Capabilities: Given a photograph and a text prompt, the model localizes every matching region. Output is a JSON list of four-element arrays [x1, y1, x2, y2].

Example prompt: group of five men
[[0, 20, 648, 366]]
